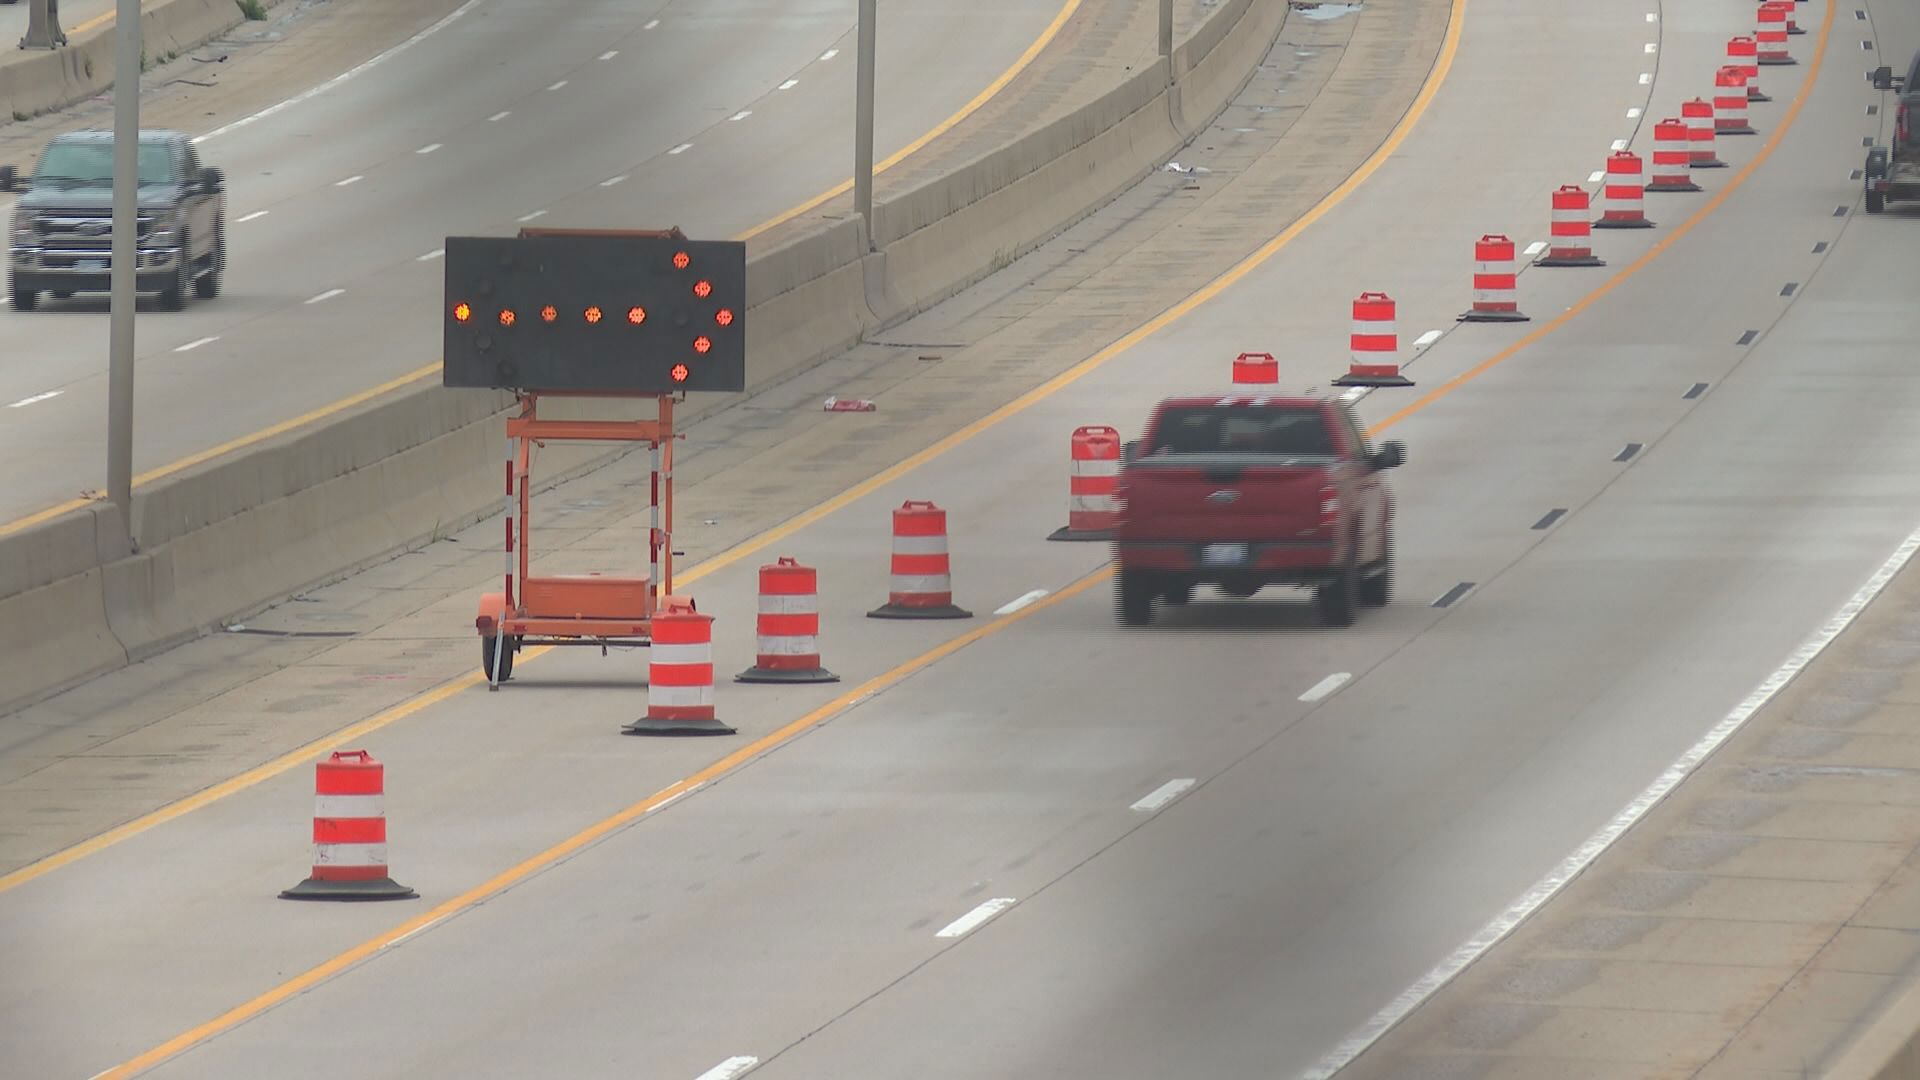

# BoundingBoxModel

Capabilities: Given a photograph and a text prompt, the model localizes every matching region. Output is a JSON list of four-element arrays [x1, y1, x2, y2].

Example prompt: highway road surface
[[0, 0, 1077, 525], [7, 0, 1920, 1077]]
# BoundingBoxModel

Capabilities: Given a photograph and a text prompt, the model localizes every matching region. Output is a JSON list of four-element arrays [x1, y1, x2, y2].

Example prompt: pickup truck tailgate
[[1120, 461, 1331, 540]]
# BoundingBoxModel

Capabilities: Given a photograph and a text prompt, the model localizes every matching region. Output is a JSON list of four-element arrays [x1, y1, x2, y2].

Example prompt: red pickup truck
[[1110, 393, 1404, 627]]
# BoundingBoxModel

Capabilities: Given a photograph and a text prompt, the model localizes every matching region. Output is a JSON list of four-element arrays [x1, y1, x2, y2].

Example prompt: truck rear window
[[1145, 405, 1337, 459]]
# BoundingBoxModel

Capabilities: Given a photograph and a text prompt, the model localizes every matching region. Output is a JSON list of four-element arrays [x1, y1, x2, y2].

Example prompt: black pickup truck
[[1866, 50, 1920, 213], [2, 128, 228, 311]]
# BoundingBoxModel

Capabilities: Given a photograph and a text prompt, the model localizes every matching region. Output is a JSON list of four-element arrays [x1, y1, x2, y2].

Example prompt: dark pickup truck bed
[[1110, 393, 1405, 628], [1866, 51, 1920, 213]]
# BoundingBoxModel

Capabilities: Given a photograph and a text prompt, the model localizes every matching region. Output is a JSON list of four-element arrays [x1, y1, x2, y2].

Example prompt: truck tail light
[[1319, 484, 1339, 529], [1899, 102, 1911, 147]]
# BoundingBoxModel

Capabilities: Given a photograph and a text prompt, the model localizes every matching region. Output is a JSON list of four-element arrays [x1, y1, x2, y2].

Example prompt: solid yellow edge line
[[1369, 0, 1836, 438], [0, 0, 1468, 896], [92, 4, 1840, 1073], [0, 0, 1082, 539], [735, 0, 1084, 242], [92, 566, 1113, 1080]]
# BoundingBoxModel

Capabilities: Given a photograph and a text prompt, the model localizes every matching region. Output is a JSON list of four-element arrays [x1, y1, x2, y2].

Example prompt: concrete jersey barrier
[[0, 0, 1297, 715], [0, 0, 270, 125]]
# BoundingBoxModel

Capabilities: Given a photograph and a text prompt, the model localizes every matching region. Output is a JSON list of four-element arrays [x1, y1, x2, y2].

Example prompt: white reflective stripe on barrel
[[1350, 320, 1396, 336], [759, 594, 819, 615], [313, 795, 385, 819], [891, 574, 951, 593], [1071, 494, 1117, 511], [891, 534, 949, 555], [314, 842, 387, 867], [757, 636, 821, 656], [648, 684, 715, 707], [1472, 288, 1514, 303], [1072, 458, 1120, 477], [651, 642, 711, 666]]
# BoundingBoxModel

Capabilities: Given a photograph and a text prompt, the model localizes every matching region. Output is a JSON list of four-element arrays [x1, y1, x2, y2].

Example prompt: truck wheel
[[1865, 191, 1885, 214], [1161, 580, 1192, 605], [481, 636, 516, 681], [1360, 531, 1393, 607], [1118, 570, 1155, 627], [9, 280, 35, 311], [196, 226, 224, 299], [1316, 559, 1358, 628], [160, 235, 189, 311]]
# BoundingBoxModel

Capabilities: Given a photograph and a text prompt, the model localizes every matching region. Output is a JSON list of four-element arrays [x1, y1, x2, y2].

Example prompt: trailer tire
[[481, 635, 517, 681]]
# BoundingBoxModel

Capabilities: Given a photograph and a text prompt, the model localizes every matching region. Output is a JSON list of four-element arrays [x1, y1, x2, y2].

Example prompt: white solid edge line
[[235, 210, 268, 223], [173, 336, 219, 352], [418, 249, 445, 261], [1298, 672, 1353, 703], [1298, 522, 1920, 1080], [936, 897, 1017, 939], [1522, 240, 1547, 256], [305, 289, 345, 305], [1412, 329, 1443, 348], [194, 0, 485, 144], [694, 1057, 759, 1080], [994, 589, 1049, 615], [1131, 778, 1196, 812], [7, 391, 61, 408]]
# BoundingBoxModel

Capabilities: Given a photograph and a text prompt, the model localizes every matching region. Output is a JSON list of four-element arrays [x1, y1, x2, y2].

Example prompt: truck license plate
[[77, 260, 105, 272], [1201, 543, 1249, 567]]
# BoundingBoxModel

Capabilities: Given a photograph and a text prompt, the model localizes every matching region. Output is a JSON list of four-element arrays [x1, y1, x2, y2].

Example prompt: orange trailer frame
[[475, 389, 684, 689]]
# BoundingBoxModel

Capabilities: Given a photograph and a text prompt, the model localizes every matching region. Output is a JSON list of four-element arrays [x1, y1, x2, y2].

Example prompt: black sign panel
[[441, 232, 746, 393]]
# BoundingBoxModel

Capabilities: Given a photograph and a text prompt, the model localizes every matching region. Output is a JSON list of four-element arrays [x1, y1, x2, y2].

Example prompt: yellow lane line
[[92, 566, 1113, 1080], [1370, 0, 1836, 438], [0, 0, 1083, 540], [85, 3, 1473, 1073], [0, 0, 1470, 898], [93, 5, 1841, 1075]]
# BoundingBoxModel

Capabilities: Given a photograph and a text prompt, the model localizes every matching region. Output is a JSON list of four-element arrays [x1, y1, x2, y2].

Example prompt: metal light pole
[[21, 0, 67, 49], [854, 0, 876, 251], [107, 0, 139, 529], [1159, 0, 1172, 59]]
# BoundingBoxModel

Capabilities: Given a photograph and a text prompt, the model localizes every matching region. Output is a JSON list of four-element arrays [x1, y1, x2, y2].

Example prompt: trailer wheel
[[481, 636, 516, 681]]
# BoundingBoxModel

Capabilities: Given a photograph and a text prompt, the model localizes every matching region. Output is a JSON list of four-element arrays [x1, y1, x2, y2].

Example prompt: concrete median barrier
[[0, 0, 276, 125], [0, 0, 1301, 715], [1825, 979, 1920, 1080]]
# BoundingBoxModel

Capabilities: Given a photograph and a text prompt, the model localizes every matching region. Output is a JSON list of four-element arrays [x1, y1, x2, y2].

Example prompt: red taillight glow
[[672, 251, 691, 270], [692, 335, 712, 354], [692, 279, 713, 299], [452, 301, 472, 323], [540, 305, 558, 323], [497, 308, 517, 327], [670, 363, 690, 383], [585, 306, 604, 324], [627, 306, 647, 325], [1319, 485, 1339, 529], [714, 308, 734, 327], [1899, 102, 1911, 145]]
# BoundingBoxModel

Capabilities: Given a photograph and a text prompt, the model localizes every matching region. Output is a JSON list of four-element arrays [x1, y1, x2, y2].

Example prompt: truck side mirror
[[199, 166, 224, 194], [1872, 65, 1895, 91], [1372, 440, 1406, 470], [0, 166, 14, 193], [1121, 440, 1139, 465]]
